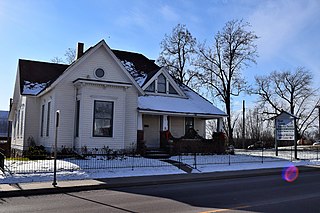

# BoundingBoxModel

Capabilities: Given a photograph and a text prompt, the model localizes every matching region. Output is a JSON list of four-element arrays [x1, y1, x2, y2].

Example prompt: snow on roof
[[22, 81, 50, 95], [121, 60, 147, 86], [138, 85, 227, 117], [19, 59, 69, 96]]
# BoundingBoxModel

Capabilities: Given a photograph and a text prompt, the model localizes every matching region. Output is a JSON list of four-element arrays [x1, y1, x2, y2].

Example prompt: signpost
[[275, 111, 298, 159], [52, 110, 60, 187]]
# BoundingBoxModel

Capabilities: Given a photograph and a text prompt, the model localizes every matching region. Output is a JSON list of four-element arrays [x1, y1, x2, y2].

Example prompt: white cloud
[[248, 0, 320, 61]]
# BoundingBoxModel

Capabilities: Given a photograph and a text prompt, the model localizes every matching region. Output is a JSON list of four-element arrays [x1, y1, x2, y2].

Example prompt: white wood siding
[[124, 87, 138, 150], [24, 97, 40, 145], [37, 92, 56, 150], [170, 116, 184, 138], [51, 45, 139, 151], [168, 117, 206, 138], [194, 118, 206, 138], [11, 96, 26, 150], [77, 84, 127, 150]]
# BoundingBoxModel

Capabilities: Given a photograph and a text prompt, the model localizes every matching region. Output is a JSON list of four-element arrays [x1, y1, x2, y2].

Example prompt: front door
[[143, 115, 160, 148]]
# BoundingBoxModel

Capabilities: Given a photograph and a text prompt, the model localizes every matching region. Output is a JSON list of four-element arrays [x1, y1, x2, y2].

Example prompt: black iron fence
[[2, 147, 320, 175]]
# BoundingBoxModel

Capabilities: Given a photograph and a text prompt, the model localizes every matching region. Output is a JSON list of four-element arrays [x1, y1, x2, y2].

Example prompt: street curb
[[1, 166, 318, 198]]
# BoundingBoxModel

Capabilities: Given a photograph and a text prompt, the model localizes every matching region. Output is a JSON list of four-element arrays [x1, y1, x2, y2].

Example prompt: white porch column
[[162, 115, 168, 131], [137, 113, 143, 130], [217, 118, 223, 132]]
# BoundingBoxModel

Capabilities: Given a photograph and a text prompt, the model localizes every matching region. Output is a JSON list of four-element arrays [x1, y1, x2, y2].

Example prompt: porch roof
[[138, 85, 227, 118]]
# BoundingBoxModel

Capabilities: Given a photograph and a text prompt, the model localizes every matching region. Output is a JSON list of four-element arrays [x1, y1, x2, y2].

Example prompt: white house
[[8, 40, 227, 154]]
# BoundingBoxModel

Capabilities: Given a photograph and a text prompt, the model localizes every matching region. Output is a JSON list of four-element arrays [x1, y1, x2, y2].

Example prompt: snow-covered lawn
[[1, 151, 319, 184]]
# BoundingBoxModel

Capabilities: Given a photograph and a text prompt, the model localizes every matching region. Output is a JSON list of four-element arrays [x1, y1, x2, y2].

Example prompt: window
[[20, 110, 24, 138], [93, 101, 113, 137], [145, 81, 155, 92], [75, 100, 80, 137], [185, 117, 194, 133], [46, 102, 51, 136], [169, 83, 178, 95], [157, 74, 166, 93], [13, 115, 16, 138], [40, 104, 45, 137], [95, 68, 105, 78], [17, 110, 20, 138]]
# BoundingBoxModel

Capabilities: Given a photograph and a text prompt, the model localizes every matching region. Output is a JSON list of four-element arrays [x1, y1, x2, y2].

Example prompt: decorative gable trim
[[141, 67, 186, 98], [73, 78, 132, 89], [37, 40, 144, 97]]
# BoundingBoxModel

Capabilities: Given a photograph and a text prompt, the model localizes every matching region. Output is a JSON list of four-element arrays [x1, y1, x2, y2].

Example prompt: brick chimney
[[76, 42, 84, 59]]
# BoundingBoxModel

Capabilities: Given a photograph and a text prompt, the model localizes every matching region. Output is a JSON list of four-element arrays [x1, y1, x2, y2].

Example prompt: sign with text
[[276, 117, 295, 140]]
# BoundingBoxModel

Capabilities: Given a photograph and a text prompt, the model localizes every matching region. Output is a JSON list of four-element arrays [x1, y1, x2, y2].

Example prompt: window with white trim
[[93, 101, 113, 137], [46, 102, 51, 136], [145, 81, 155, 92], [169, 83, 178, 94], [40, 104, 45, 137], [157, 74, 166, 93], [145, 73, 180, 96]]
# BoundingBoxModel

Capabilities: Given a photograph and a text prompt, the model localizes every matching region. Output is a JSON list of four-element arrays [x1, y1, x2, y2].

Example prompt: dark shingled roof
[[112, 49, 160, 73], [112, 49, 161, 86], [18, 47, 160, 96], [19, 59, 69, 95]]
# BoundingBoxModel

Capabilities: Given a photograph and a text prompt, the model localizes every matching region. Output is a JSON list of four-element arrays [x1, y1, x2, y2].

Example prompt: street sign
[[276, 118, 295, 140]]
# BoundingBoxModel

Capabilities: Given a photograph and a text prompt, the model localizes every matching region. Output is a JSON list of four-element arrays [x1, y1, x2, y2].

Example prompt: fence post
[[262, 147, 264, 164], [132, 145, 134, 171], [317, 147, 319, 161], [194, 152, 197, 170], [0, 152, 4, 171], [179, 142, 181, 169], [228, 153, 231, 165]]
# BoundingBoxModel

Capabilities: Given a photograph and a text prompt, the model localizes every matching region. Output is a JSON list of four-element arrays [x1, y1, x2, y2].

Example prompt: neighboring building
[[8, 40, 227, 154], [0, 111, 9, 139]]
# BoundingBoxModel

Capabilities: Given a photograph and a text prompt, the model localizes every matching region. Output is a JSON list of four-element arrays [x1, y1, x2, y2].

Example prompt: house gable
[[141, 68, 186, 98], [38, 40, 144, 97]]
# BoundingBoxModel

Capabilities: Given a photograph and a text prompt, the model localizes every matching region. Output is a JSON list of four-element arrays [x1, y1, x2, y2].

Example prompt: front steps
[[144, 148, 171, 159]]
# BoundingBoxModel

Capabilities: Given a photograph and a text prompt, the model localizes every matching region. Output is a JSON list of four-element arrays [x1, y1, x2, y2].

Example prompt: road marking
[[199, 205, 251, 213]]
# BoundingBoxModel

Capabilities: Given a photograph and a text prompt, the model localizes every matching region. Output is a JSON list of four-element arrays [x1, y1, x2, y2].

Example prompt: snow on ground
[[1, 152, 319, 184]]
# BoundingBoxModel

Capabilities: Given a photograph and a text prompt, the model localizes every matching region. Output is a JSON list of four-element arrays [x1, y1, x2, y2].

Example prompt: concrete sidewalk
[[1, 166, 319, 198]]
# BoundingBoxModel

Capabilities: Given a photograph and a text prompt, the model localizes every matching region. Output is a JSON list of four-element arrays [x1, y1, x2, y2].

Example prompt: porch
[[137, 113, 226, 155]]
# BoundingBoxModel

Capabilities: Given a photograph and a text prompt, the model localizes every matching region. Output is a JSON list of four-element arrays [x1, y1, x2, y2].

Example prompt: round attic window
[[95, 68, 105, 78]]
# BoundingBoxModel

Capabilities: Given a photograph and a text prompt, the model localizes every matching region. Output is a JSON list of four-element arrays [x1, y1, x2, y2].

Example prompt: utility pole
[[242, 100, 245, 149], [317, 105, 320, 141]]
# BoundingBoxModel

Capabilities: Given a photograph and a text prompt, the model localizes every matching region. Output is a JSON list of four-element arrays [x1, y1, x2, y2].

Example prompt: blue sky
[[1, 0, 320, 111]]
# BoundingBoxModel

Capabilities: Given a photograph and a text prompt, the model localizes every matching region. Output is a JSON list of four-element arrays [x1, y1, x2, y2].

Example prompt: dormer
[[142, 68, 186, 98]]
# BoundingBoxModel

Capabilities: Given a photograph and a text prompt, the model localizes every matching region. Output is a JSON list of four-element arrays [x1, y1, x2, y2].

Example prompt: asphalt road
[[1, 169, 320, 213]]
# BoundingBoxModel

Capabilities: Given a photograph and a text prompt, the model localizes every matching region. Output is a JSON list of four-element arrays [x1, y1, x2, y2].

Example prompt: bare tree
[[51, 48, 76, 64], [253, 67, 319, 137], [157, 24, 197, 86], [64, 48, 76, 64], [195, 19, 258, 144]]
